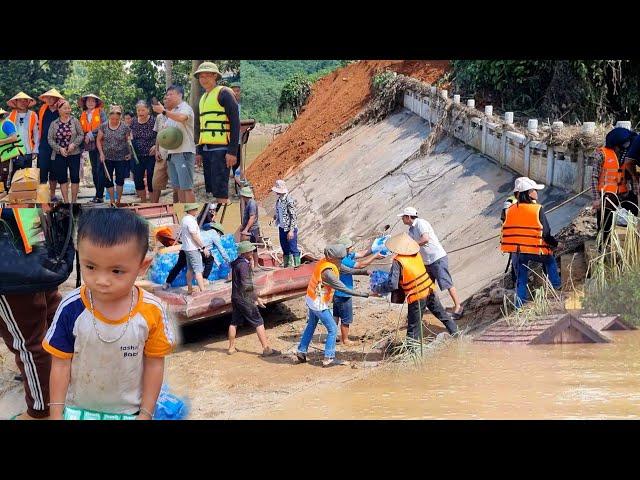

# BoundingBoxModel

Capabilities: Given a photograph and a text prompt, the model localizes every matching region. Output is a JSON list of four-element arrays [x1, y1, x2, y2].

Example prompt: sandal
[[452, 307, 465, 320], [322, 358, 347, 368], [295, 352, 307, 363], [261, 348, 281, 357]]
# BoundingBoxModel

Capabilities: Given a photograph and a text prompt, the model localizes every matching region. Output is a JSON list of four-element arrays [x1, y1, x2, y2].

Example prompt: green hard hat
[[210, 222, 224, 234], [239, 187, 254, 198], [237, 240, 255, 254], [157, 126, 183, 149]]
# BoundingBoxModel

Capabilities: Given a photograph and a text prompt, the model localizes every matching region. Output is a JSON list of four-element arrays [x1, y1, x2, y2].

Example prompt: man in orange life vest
[[6, 92, 39, 177], [500, 177, 561, 307], [37, 88, 64, 199], [593, 127, 639, 247], [296, 244, 370, 367], [379, 233, 458, 339]]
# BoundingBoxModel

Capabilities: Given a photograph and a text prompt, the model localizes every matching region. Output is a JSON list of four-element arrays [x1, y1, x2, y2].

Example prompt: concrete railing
[[403, 89, 631, 194]]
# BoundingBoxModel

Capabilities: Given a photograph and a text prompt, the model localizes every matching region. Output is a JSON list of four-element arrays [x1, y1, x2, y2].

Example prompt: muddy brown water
[[248, 330, 640, 419]]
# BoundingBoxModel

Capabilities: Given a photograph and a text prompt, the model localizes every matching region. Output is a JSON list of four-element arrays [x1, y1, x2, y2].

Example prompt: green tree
[[0, 60, 71, 102], [278, 73, 311, 119]]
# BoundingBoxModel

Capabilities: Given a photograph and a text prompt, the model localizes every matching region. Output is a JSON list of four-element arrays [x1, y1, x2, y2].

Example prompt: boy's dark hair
[[77, 208, 149, 260], [124, 111, 134, 118]]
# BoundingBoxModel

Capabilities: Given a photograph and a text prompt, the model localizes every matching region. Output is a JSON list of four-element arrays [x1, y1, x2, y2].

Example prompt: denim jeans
[[279, 227, 300, 255], [515, 253, 561, 307], [297, 307, 338, 359]]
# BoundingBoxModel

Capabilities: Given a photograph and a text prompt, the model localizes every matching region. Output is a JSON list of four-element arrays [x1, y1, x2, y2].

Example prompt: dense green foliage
[[0, 60, 71, 102], [451, 60, 640, 126], [0, 60, 239, 116], [242, 60, 343, 123]]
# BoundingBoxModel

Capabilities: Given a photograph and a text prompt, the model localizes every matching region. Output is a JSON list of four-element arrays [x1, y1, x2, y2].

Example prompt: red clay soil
[[246, 60, 450, 199]]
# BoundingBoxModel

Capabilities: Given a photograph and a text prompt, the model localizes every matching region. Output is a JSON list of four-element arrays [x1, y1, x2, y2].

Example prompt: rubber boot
[[293, 254, 301, 267], [283, 254, 293, 268]]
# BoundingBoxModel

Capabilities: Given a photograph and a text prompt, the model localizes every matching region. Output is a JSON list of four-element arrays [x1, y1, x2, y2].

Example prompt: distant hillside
[[242, 60, 343, 123]]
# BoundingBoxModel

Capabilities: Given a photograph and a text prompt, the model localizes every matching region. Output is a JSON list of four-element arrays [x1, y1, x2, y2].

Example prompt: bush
[[583, 269, 640, 326]]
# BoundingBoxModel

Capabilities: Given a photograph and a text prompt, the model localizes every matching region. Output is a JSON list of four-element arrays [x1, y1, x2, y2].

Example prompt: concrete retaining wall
[[402, 90, 627, 194]]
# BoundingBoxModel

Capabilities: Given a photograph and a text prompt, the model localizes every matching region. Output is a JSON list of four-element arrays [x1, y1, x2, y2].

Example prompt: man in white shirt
[[152, 85, 197, 203], [400, 207, 464, 319], [180, 203, 211, 294]]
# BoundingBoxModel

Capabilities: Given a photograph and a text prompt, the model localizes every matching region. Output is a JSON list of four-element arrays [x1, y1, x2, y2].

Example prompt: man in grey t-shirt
[[399, 206, 464, 319]]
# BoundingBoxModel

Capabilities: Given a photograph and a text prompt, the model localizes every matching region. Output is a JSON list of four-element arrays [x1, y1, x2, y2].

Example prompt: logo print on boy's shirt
[[121, 345, 139, 358]]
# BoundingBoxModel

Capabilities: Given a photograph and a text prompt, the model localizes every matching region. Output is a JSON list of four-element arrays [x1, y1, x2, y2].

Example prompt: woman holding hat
[[272, 179, 301, 267], [130, 100, 158, 203], [47, 100, 84, 203], [379, 233, 458, 339], [37, 88, 64, 197], [7, 92, 39, 175], [500, 177, 561, 307], [78, 93, 107, 203], [96, 104, 133, 206]]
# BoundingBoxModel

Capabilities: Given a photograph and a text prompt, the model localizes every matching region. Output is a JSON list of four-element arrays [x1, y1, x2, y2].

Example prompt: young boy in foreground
[[43, 208, 175, 420]]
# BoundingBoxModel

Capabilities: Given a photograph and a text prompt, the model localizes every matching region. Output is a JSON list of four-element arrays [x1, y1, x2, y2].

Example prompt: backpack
[[0, 205, 77, 294]]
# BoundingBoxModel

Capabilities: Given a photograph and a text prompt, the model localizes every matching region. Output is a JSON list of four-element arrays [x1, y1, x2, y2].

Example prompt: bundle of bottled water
[[153, 384, 190, 420], [147, 233, 238, 286], [369, 270, 392, 295], [104, 179, 136, 200]]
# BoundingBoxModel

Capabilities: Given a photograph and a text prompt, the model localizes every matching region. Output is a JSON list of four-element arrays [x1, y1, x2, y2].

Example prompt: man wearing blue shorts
[[334, 235, 380, 345]]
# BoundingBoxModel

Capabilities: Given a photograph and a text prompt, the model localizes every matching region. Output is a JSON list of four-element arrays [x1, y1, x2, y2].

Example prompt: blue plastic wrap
[[148, 233, 238, 286], [371, 235, 391, 257], [153, 385, 190, 420], [104, 179, 136, 200], [369, 270, 392, 294]]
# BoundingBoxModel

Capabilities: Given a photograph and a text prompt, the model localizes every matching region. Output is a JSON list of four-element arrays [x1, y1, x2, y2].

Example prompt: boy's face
[[79, 237, 151, 303]]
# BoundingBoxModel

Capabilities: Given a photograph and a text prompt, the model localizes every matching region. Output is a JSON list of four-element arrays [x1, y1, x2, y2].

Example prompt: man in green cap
[[334, 235, 381, 345], [227, 241, 279, 357], [193, 62, 240, 212], [179, 203, 211, 294]]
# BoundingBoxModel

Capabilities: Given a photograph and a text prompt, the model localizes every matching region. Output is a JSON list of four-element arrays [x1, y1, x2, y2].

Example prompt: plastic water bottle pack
[[153, 384, 190, 420], [147, 233, 238, 286], [369, 270, 392, 295]]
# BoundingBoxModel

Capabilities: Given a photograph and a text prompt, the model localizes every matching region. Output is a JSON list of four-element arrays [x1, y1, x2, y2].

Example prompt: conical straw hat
[[7, 92, 36, 109], [385, 233, 419, 256], [38, 88, 64, 101]]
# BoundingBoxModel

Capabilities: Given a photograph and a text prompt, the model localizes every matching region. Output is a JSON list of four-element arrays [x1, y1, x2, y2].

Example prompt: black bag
[[0, 205, 76, 295]]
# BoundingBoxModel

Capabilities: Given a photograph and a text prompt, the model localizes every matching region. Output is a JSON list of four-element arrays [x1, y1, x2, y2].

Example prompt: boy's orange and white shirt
[[43, 286, 176, 415]]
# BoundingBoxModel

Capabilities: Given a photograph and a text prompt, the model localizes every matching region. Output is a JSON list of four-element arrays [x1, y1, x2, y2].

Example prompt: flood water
[[253, 330, 640, 419]]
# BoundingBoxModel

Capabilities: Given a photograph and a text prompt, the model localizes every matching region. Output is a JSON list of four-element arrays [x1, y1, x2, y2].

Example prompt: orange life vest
[[79, 108, 103, 133], [8, 110, 38, 151], [395, 253, 434, 304], [306, 259, 339, 310], [38, 104, 52, 141], [501, 203, 552, 255], [597, 146, 629, 195]]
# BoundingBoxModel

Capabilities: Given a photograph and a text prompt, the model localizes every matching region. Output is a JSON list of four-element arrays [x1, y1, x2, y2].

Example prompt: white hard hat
[[514, 177, 545, 193]]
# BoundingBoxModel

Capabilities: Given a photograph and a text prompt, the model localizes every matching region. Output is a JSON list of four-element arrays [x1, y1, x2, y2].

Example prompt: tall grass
[[584, 208, 640, 325], [501, 268, 563, 328]]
